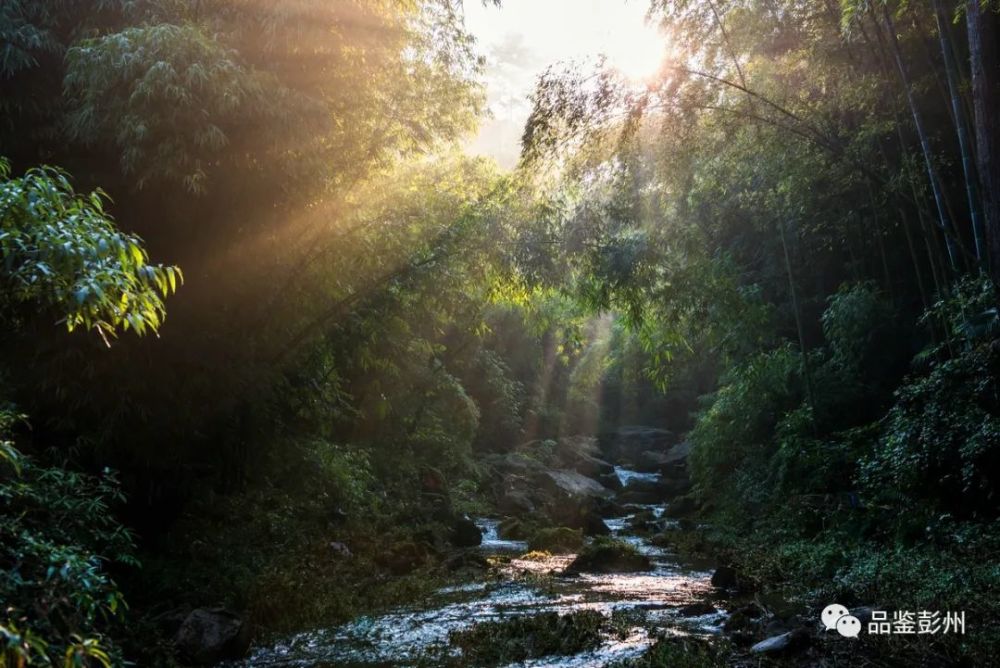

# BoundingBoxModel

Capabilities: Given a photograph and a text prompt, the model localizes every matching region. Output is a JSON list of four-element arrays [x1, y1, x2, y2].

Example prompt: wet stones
[[710, 565, 739, 590], [450, 515, 483, 547], [749, 628, 811, 654], [174, 608, 250, 665], [564, 537, 652, 574], [527, 527, 584, 553], [679, 601, 718, 617]]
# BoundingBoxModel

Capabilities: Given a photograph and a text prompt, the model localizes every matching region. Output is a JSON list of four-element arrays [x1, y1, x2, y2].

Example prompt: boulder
[[663, 440, 691, 464], [723, 606, 763, 633], [497, 488, 535, 515], [328, 541, 352, 558], [175, 608, 248, 664], [592, 497, 626, 516], [710, 566, 739, 589], [498, 517, 532, 540], [749, 629, 810, 655], [638, 450, 675, 471], [565, 538, 652, 573], [617, 480, 667, 505], [486, 451, 547, 473], [450, 516, 483, 547], [601, 426, 677, 467], [557, 443, 616, 478], [528, 527, 584, 553], [582, 512, 611, 536], [598, 471, 623, 490], [444, 551, 489, 571], [679, 602, 717, 617], [542, 469, 612, 500]]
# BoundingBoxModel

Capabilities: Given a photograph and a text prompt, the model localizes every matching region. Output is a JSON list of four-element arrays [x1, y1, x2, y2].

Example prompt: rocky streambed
[[232, 495, 722, 667], [225, 429, 833, 667]]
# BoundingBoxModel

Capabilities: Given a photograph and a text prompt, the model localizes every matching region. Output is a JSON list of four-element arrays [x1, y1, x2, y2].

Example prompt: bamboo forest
[[3, 1, 1000, 666]]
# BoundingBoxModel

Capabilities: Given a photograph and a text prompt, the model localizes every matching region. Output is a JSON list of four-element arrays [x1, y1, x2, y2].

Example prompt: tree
[[966, 0, 1000, 280]]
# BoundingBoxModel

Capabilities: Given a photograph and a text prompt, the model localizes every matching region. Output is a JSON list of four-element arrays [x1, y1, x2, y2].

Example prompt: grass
[[449, 610, 606, 666], [609, 636, 725, 667]]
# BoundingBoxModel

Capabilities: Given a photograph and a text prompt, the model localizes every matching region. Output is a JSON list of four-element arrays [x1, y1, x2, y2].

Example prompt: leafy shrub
[[0, 158, 180, 340], [860, 341, 1000, 518], [1, 406, 136, 667], [688, 345, 803, 506]]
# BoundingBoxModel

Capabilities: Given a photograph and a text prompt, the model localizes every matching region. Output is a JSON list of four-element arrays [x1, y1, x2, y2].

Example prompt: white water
[[476, 517, 529, 553], [614, 465, 661, 487]]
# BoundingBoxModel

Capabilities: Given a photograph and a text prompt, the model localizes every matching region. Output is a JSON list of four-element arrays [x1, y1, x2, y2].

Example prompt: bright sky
[[461, 0, 665, 168]]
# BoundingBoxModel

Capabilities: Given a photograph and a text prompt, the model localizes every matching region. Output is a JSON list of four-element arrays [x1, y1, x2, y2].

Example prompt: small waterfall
[[475, 517, 528, 552]]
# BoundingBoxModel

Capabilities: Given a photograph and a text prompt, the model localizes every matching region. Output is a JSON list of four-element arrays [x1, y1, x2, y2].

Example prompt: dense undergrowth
[[675, 278, 1000, 662]]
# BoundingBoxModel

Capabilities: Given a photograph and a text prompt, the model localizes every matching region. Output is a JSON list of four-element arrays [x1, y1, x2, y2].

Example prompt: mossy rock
[[450, 610, 605, 666], [528, 527, 584, 553], [565, 537, 651, 573], [498, 517, 532, 540]]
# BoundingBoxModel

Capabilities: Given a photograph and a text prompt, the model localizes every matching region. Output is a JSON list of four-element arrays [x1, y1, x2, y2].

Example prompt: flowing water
[[233, 470, 724, 667]]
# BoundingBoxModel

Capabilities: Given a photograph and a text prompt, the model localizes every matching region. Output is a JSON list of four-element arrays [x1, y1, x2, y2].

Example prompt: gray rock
[[328, 541, 351, 558], [679, 602, 717, 617], [497, 488, 535, 514], [710, 566, 738, 589], [749, 628, 810, 654], [444, 551, 489, 571], [543, 469, 612, 500], [175, 608, 248, 664], [450, 515, 483, 547], [598, 471, 624, 490], [663, 440, 692, 464], [601, 426, 677, 467], [582, 512, 611, 536]]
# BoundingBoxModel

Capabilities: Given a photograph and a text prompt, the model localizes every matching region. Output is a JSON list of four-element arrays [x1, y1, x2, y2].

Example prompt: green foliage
[[64, 24, 266, 192], [822, 282, 896, 375], [0, 158, 180, 339], [610, 636, 723, 668], [449, 611, 605, 666], [861, 338, 1000, 518], [0, 406, 135, 668], [689, 345, 803, 505]]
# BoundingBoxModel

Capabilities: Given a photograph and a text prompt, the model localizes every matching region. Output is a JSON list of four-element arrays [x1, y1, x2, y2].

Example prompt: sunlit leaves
[[0, 158, 180, 341]]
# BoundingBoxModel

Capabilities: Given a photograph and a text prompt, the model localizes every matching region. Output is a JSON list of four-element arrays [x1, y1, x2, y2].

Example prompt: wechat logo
[[822, 604, 861, 638]]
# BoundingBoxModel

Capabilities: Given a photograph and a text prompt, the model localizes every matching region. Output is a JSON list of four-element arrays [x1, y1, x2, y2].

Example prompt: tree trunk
[[881, 6, 960, 270], [779, 220, 817, 429], [935, 0, 986, 262], [967, 0, 1000, 280]]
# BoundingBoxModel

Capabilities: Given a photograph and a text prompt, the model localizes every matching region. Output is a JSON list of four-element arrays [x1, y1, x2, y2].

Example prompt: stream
[[233, 468, 725, 667]]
